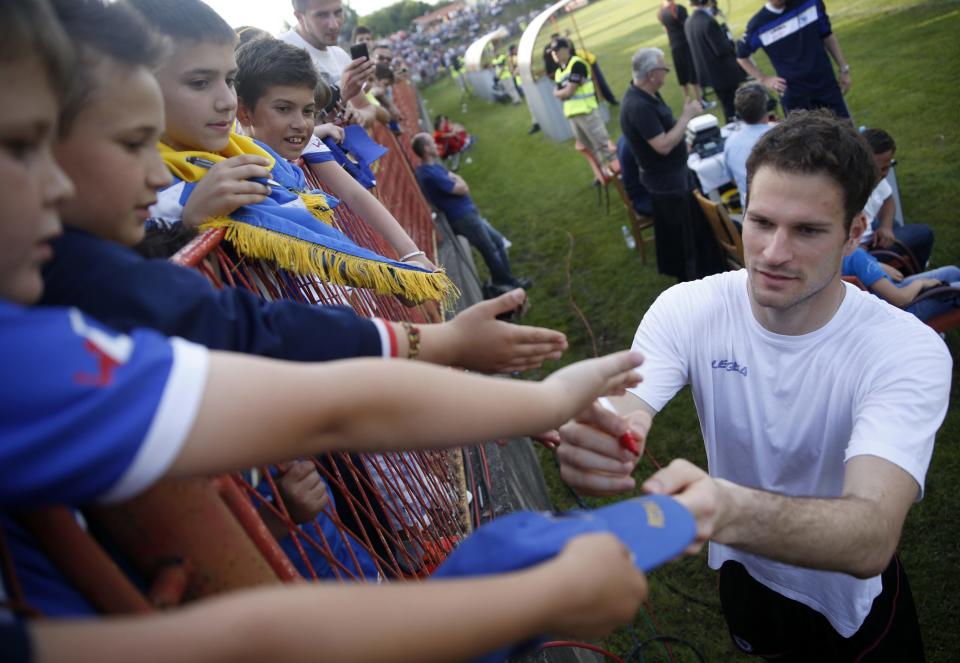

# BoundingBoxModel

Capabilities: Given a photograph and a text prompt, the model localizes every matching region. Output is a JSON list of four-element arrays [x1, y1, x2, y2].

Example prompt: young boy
[[2, 5, 653, 657], [842, 246, 959, 323], [125, 0, 451, 304], [234, 38, 424, 269]]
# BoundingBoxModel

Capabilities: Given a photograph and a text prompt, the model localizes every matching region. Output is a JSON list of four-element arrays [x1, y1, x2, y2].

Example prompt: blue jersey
[[1, 302, 208, 618], [1, 302, 208, 508], [737, 0, 835, 95]]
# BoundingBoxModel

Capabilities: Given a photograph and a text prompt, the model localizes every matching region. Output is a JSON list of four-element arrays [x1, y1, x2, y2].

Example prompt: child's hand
[[545, 351, 643, 415], [540, 533, 648, 638], [182, 155, 271, 229], [275, 460, 331, 525], [313, 123, 345, 143], [405, 254, 438, 272], [443, 288, 567, 373]]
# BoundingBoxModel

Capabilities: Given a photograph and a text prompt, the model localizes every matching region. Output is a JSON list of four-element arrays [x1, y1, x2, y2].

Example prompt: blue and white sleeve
[[0, 303, 209, 508]]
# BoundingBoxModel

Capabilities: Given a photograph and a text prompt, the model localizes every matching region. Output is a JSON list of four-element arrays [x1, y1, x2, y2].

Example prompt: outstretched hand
[[449, 289, 567, 373], [545, 351, 643, 423]]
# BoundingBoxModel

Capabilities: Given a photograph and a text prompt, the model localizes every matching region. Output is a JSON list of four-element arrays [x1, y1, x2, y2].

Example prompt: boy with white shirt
[[557, 110, 951, 660]]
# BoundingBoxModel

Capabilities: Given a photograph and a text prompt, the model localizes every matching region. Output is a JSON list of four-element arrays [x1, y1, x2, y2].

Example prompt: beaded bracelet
[[402, 321, 421, 360]]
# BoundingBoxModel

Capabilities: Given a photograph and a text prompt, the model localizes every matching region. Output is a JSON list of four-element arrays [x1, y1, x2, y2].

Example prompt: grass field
[[421, 0, 960, 660]]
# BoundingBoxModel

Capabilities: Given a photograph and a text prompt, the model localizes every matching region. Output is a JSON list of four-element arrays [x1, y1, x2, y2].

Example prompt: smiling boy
[[234, 37, 434, 270]]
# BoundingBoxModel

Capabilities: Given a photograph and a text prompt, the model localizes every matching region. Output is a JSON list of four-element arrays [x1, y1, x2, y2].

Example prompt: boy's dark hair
[[236, 25, 271, 48], [52, 0, 167, 136], [411, 133, 432, 158], [734, 84, 768, 124], [746, 109, 877, 229], [0, 0, 74, 94], [375, 63, 394, 83], [862, 128, 896, 155], [125, 0, 236, 46], [235, 38, 318, 109], [352, 26, 372, 41]]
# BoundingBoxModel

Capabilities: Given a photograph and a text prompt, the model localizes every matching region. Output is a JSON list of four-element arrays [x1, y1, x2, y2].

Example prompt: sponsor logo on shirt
[[712, 359, 748, 376], [759, 4, 819, 47], [70, 309, 133, 387]]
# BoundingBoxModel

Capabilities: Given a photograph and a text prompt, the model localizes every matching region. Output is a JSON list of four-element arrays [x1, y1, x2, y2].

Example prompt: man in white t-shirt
[[859, 127, 934, 270], [279, 0, 377, 126], [557, 110, 951, 660]]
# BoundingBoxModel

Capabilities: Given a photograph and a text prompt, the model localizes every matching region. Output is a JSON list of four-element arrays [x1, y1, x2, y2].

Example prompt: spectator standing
[[723, 84, 773, 209], [736, 0, 852, 117], [551, 38, 617, 177], [685, 0, 745, 123], [619, 47, 715, 280], [657, 0, 703, 105], [412, 133, 532, 292], [279, 0, 377, 126]]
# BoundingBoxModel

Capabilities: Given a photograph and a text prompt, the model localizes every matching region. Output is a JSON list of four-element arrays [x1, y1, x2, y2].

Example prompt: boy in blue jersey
[[0, 3, 652, 656], [736, 0, 852, 118]]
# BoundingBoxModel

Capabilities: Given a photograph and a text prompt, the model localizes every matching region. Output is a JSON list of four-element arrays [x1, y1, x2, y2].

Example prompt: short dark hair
[[52, 0, 166, 136], [862, 128, 896, 155], [411, 133, 433, 158], [746, 109, 877, 228], [352, 25, 372, 40], [236, 25, 271, 48], [552, 37, 574, 53], [0, 0, 74, 94], [125, 0, 236, 46], [734, 84, 768, 124], [236, 38, 318, 110]]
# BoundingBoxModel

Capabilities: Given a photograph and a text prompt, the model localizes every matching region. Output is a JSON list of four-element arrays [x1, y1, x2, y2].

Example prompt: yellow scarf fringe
[[202, 217, 459, 306]]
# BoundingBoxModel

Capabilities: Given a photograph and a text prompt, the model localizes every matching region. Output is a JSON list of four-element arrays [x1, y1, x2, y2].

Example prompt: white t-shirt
[[628, 269, 951, 637], [859, 178, 892, 244], [278, 29, 352, 85]]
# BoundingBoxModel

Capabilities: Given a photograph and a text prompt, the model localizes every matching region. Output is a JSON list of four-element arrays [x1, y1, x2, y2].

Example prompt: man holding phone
[[280, 0, 377, 126]]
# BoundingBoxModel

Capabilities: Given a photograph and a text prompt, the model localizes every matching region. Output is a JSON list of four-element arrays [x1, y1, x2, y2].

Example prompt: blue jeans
[[449, 210, 515, 286], [903, 265, 960, 322]]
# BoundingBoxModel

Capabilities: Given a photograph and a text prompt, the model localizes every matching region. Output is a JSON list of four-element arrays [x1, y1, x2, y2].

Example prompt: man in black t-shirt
[[620, 47, 718, 280]]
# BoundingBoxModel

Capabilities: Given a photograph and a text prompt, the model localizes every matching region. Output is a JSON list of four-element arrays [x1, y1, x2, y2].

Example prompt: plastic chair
[[694, 190, 744, 270], [869, 238, 921, 276], [911, 284, 960, 333], [573, 142, 653, 264]]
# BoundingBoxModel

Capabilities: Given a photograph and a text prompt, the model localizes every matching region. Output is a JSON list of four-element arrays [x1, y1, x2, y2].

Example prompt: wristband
[[403, 322, 421, 360], [399, 250, 426, 262]]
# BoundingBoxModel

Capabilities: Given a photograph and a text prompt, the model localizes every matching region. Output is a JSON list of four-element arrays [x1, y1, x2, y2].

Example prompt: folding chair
[[694, 190, 744, 270]]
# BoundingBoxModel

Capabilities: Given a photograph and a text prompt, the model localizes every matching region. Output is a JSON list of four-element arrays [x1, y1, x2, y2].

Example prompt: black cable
[[659, 577, 722, 612]]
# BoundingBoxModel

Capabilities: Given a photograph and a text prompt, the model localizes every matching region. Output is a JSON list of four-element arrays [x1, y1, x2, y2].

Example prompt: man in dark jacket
[[685, 0, 744, 123]]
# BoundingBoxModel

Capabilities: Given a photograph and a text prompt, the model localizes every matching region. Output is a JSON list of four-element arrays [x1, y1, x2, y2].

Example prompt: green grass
[[422, 1, 960, 660]]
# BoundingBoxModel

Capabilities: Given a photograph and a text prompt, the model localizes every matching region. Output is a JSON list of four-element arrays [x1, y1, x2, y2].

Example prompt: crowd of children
[[0, 0, 662, 660]]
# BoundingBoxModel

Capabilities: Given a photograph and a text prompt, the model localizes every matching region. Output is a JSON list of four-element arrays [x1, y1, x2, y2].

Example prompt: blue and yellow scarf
[[160, 133, 456, 305]]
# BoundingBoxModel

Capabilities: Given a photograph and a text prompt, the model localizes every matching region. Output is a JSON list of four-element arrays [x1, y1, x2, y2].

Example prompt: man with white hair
[[619, 47, 709, 281]]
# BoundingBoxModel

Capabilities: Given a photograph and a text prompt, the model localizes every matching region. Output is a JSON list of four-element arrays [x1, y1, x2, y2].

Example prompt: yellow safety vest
[[492, 54, 512, 81], [554, 55, 597, 117]]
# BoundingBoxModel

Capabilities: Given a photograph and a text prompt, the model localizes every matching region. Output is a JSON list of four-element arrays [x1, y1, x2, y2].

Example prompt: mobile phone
[[350, 42, 369, 61]]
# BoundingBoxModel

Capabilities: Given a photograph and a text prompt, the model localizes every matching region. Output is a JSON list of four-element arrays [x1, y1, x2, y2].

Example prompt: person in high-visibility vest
[[551, 37, 617, 176], [509, 44, 541, 135], [492, 47, 521, 105]]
